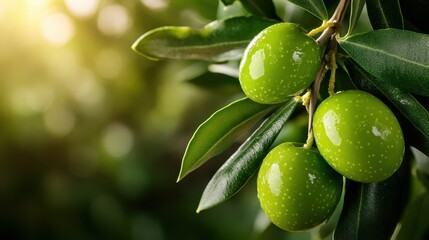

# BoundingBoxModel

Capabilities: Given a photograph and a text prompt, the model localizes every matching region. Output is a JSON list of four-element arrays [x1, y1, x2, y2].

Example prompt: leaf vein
[[343, 40, 429, 68]]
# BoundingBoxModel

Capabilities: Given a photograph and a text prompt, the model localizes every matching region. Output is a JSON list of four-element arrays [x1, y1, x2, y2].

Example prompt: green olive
[[257, 143, 343, 231], [313, 90, 405, 183], [239, 22, 321, 104]]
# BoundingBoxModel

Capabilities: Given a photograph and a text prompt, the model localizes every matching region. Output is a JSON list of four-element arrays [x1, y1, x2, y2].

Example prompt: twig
[[305, 0, 350, 149]]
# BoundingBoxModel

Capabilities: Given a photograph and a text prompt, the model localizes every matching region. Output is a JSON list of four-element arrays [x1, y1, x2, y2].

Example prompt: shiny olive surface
[[239, 22, 321, 104], [313, 90, 405, 183], [257, 143, 343, 231]]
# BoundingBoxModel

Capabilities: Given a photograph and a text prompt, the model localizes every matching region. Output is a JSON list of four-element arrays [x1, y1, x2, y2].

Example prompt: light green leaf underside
[[132, 16, 278, 62], [287, 0, 328, 20], [177, 98, 275, 181], [347, 0, 365, 36], [366, 0, 404, 30], [197, 98, 297, 212], [339, 29, 429, 96]]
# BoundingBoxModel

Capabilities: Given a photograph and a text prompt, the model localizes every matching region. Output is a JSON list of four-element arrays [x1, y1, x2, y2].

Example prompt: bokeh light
[[97, 4, 130, 36], [103, 123, 134, 158], [42, 12, 75, 46], [44, 105, 76, 137], [64, 0, 99, 18]]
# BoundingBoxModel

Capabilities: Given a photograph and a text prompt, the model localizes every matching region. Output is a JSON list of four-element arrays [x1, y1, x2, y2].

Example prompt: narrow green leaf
[[334, 174, 403, 240], [366, 0, 404, 30], [178, 98, 274, 181], [239, 0, 277, 18], [287, 0, 328, 20], [221, 0, 236, 6], [396, 192, 429, 240], [197, 98, 297, 212], [132, 16, 278, 62], [345, 59, 429, 146], [347, 0, 365, 36], [339, 29, 429, 97]]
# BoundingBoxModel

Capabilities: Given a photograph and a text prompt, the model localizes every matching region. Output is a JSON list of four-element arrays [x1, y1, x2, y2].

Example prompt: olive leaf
[[286, 0, 328, 20], [132, 16, 278, 62], [197, 98, 297, 212], [396, 192, 429, 240], [366, 0, 404, 30], [345, 59, 429, 147], [239, 0, 277, 18], [177, 98, 275, 181], [339, 29, 429, 96], [347, 0, 365, 36], [334, 174, 403, 240]]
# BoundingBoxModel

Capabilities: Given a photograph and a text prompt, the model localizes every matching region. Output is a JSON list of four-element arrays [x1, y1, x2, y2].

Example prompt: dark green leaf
[[396, 192, 429, 240], [239, 0, 277, 19], [185, 71, 241, 92], [347, 0, 365, 35], [366, 0, 404, 30], [339, 29, 429, 96], [222, 0, 236, 6], [132, 16, 278, 62], [287, 0, 328, 20], [345, 59, 429, 147], [178, 98, 275, 181], [197, 98, 297, 212], [334, 173, 403, 240]]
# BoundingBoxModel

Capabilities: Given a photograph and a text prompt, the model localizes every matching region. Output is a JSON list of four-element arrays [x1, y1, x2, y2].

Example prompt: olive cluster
[[239, 23, 405, 231]]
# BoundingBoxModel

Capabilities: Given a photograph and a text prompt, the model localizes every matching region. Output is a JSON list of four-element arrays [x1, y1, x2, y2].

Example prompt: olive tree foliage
[[133, 0, 429, 239]]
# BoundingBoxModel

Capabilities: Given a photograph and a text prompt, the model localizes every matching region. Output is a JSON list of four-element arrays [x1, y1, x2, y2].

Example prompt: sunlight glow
[[64, 0, 99, 18], [27, 0, 51, 10], [97, 4, 130, 36], [0, 1, 4, 19], [42, 12, 75, 46]]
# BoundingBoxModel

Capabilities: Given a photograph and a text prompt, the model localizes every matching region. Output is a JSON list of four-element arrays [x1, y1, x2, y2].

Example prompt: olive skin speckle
[[239, 23, 321, 104], [313, 90, 405, 183], [257, 143, 343, 231]]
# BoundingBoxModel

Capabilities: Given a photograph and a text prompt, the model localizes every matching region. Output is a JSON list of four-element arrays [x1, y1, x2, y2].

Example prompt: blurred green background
[[0, 0, 274, 239]]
